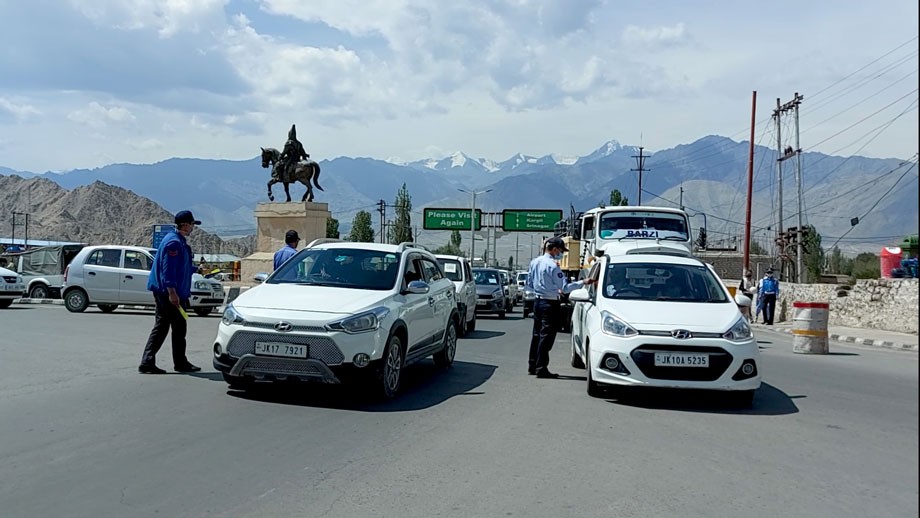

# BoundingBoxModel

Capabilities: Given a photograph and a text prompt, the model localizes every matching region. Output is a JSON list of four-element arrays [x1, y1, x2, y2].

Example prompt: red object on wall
[[880, 247, 903, 278]]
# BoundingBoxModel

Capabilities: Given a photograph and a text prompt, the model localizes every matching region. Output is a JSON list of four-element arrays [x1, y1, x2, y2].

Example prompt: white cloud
[[0, 97, 41, 121], [67, 102, 137, 128], [621, 23, 689, 48], [69, 0, 228, 37]]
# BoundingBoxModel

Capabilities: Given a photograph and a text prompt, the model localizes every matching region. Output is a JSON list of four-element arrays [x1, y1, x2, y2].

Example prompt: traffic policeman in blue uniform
[[139, 210, 202, 374], [525, 237, 595, 378]]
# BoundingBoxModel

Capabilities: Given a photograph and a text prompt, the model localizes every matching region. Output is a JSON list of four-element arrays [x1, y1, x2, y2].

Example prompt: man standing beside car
[[273, 230, 300, 271], [526, 237, 595, 378], [139, 210, 202, 374]]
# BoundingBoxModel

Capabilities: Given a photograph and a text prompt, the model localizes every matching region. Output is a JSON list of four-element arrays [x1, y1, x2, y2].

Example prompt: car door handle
[[125, 275, 133, 279], [428, 297, 435, 305], [88, 272, 96, 276]]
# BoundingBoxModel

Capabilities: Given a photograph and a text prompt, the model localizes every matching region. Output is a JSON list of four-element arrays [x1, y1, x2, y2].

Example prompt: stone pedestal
[[240, 202, 331, 282]]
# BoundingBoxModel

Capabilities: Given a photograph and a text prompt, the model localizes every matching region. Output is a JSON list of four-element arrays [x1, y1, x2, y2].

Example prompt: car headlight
[[523, 288, 535, 300], [194, 280, 209, 290], [327, 307, 390, 334], [17, 276, 23, 283], [221, 304, 246, 326], [601, 310, 638, 337], [723, 317, 753, 342], [492, 289, 503, 299]]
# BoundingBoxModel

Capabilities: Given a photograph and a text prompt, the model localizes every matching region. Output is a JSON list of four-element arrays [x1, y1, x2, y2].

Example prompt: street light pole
[[458, 188, 491, 264]]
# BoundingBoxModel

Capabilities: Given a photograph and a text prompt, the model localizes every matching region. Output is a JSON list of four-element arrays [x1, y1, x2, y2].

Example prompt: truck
[[552, 205, 695, 331], [0, 244, 87, 299]]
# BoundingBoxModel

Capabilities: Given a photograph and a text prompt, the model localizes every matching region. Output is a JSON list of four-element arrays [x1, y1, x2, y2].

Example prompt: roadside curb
[[761, 325, 919, 352], [13, 298, 63, 305]]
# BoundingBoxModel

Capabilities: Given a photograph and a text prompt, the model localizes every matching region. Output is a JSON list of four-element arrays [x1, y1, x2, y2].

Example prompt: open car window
[[269, 248, 401, 291], [601, 262, 729, 303]]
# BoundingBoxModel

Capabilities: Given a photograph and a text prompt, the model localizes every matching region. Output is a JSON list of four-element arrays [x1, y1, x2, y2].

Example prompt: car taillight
[[64, 266, 69, 283]]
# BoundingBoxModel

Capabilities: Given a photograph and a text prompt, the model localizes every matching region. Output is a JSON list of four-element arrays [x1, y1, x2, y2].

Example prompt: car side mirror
[[404, 280, 430, 294], [253, 272, 268, 284], [569, 288, 591, 302]]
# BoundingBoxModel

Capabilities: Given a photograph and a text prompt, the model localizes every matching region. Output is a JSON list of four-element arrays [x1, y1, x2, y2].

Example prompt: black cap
[[546, 237, 568, 252], [285, 230, 301, 243], [174, 210, 201, 226]]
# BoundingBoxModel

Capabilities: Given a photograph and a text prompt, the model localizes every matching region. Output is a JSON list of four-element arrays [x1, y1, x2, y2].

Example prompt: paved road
[[0, 305, 916, 517]]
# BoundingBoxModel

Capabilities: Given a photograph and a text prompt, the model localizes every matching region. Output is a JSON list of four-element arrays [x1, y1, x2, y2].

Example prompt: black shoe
[[139, 364, 167, 374], [535, 369, 559, 379], [528, 369, 536, 375], [174, 363, 201, 373]]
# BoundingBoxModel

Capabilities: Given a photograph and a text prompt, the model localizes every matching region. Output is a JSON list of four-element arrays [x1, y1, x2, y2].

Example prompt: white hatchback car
[[61, 245, 225, 316], [213, 241, 460, 399], [435, 254, 477, 335], [569, 253, 761, 406], [0, 266, 26, 309]]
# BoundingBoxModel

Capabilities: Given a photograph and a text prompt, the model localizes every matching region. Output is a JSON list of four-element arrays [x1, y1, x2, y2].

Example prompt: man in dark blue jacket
[[139, 210, 202, 374]]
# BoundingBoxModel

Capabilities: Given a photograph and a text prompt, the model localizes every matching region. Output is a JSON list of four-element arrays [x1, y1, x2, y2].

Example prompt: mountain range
[[2, 135, 917, 257]]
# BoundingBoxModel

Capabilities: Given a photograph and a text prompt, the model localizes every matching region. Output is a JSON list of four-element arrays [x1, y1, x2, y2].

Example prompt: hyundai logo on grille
[[670, 329, 692, 339], [274, 321, 293, 332]]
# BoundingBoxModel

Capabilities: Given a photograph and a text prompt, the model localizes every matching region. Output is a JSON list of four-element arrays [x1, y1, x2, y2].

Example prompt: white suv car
[[213, 241, 460, 399], [435, 254, 477, 335], [61, 245, 225, 316], [0, 265, 26, 309]]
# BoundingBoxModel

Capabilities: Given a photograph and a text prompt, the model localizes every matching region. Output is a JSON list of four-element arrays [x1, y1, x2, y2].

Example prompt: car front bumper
[[475, 298, 505, 313], [586, 333, 761, 391]]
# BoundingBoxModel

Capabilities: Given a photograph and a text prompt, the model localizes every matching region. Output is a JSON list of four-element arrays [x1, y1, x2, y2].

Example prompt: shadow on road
[[226, 360, 497, 412], [600, 382, 800, 416], [463, 330, 505, 340]]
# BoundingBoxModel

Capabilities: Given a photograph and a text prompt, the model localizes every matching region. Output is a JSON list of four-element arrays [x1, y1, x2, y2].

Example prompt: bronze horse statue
[[260, 147, 324, 202]]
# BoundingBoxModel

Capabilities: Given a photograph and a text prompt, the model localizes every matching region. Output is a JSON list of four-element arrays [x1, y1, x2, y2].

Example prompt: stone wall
[[774, 278, 918, 334]]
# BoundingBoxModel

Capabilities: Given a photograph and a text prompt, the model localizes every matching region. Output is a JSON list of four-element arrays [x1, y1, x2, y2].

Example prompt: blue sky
[[0, 0, 917, 172]]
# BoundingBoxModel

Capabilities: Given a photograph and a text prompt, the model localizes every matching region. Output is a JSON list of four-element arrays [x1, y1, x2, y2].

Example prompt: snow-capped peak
[[449, 151, 467, 168], [550, 153, 578, 165]]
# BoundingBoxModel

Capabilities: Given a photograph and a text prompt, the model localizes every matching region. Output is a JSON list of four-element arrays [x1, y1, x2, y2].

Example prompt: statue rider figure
[[277, 124, 309, 184]]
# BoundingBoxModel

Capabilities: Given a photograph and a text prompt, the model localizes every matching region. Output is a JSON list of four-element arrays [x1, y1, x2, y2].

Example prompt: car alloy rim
[[446, 325, 457, 361], [385, 340, 401, 390], [69, 293, 84, 308]]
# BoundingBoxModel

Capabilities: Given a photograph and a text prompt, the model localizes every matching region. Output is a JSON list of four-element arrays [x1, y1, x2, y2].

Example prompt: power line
[[804, 88, 919, 151], [809, 36, 918, 98]]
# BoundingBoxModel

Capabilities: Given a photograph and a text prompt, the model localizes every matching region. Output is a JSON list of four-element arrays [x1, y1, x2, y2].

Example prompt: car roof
[[311, 242, 401, 253], [434, 254, 465, 261], [79, 245, 156, 253], [606, 253, 706, 267], [472, 267, 501, 272]]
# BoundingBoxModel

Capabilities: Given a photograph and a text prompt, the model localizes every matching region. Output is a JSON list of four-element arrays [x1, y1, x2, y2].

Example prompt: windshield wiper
[[660, 235, 689, 241]]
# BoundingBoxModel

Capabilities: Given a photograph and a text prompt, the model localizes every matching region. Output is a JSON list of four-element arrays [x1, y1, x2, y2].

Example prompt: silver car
[[62, 245, 224, 316]]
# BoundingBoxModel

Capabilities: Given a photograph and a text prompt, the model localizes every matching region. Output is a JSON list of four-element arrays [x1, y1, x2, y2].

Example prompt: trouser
[[761, 293, 777, 325], [141, 292, 190, 367], [529, 299, 560, 372]]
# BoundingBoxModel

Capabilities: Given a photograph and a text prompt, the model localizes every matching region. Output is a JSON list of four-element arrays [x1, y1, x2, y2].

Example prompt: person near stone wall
[[758, 269, 780, 325]]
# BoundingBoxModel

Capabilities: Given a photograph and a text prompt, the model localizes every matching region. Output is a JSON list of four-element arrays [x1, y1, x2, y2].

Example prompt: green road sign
[[423, 208, 482, 230], [501, 209, 563, 232]]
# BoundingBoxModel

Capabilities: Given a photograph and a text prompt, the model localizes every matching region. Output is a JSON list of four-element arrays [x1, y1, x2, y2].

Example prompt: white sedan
[[569, 253, 761, 406]]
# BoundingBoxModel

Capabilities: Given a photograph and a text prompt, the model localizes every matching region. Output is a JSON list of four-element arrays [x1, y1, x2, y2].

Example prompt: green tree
[[388, 183, 413, 244], [432, 242, 463, 255], [852, 252, 881, 279], [326, 217, 340, 239], [609, 189, 629, 206], [827, 246, 853, 275], [348, 210, 375, 242], [508, 255, 514, 269], [450, 230, 462, 248], [802, 224, 824, 282]]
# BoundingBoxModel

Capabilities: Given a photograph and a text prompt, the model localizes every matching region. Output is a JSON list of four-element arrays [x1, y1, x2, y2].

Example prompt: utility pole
[[793, 92, 805, 283], [458, 188, 491, 263], [773, 98, 785, 281], [774, 93, 805, 282], [377, 199, 386, 244], [12, 211, 30, 249], [631, 146, 649, 205], [743, 91, 757, 273], [679, 183, 684, 211], [515, 233, 520, 271]]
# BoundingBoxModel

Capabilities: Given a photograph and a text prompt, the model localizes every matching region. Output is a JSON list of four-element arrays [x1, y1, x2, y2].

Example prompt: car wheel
[[498, 310, 506, 319], [29, 284, 49, 300], [0, 300, 12, 309], [728, 389, 755, 408], [98, 304, 118, 313], [222, 372, 254, 390], [467, 313, 476, 333], [64, 289, 89, 313], [457, 305, 468, 337], [377, 334, 404, 399], [194, 307, 214, 317], [586, 345, 603, 398], [571, 334, 585, 369], [433, 319, 457, 368]]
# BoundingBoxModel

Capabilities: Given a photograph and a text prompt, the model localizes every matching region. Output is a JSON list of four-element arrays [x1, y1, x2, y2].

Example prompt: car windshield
[[517, 272, 528, 283], [601, 262, 729, 303], [269, 248, 400, 290], [598, 212, 689, 240], [437, 259, 462, 282], [473, 269, 501, 286]]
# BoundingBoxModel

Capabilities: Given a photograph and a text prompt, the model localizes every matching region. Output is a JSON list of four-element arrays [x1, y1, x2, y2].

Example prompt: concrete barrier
[[792, 301, 830, 354]]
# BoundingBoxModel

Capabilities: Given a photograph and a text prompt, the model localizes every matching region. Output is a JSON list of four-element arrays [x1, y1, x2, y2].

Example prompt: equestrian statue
[[260, 124, 324, 202]]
